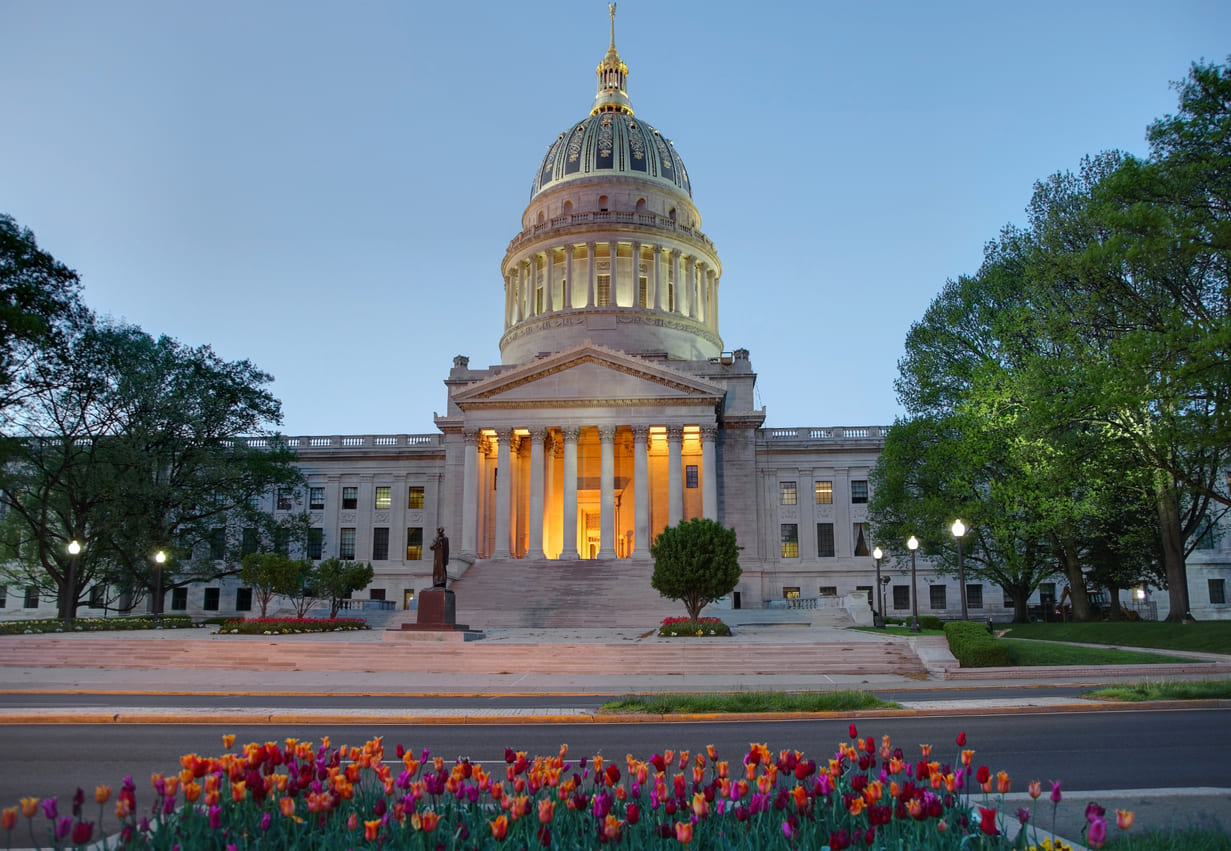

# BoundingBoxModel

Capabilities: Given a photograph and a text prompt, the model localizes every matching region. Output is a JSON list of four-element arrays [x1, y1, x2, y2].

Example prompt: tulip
[[1050, 780, 1062, 804], [94, 785, 112, 805], [1029, 779, 1042, 800], [1117, 809, 1135, 830], [0, 808, 16, 831], [997, 771, 1011, 794], [674, 821, 693, 845], [222, 734, 235, 749], [956, 731, 966, 747], [489, 814, 509, 840], [1088, 815, 1108, 848], [849, 724, 858, 738], [19, 799, 38, 819], [40, 798, 57, 820], [347, 813, 358, 831], [979, 806, 999, 836], [364, 819, 381, 841]]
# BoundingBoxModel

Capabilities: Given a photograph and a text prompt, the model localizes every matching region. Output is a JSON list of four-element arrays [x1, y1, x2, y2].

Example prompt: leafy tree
[[310, 558, 375, 618], [650, 518, 741, 621], [239, 552, 304, 618]]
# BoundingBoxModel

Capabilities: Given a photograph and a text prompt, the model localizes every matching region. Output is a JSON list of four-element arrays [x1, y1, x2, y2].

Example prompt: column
[[686, 257, 698, 319], [460, 430, 479, 555], [493, 430, 512, 558], [631, 241, 641, 307], [701, 426, 718, 520], [667, 425, 684, 527], [632, 425, 650, 558], [544, 251, 554, 314], [653, 246, 664, 311], [544, 432, 558, 558], [529, 255, 539, 317], [587, 241, 597, 308], [798, 467, 815, 560], [564, 246, 574, 310], [528, 427, 546, 558], [562, 426, 579, 558], [694, 261, 706, 322], [669, 251, 680, 314], [598, 425, 616, 558]]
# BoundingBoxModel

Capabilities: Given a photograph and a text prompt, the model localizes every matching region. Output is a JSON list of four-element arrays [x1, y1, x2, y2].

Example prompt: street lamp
[[153, 550, 166, 627], [951, 519, 967, 620], [907, 535, 920, 633], [872, 546, 885, 629], [63, 540, 82, 630]]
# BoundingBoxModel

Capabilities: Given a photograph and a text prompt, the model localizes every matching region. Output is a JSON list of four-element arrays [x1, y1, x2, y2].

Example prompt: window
[[307, 528, 323, 561], [686, 465, 698, 488], [666, 281, 675, 312], [339, 528, 356, 560], [203, 587, 220, 611], [241, 528, 258, 556], [309, 487, 325, 510], [406, 527, 423, 560], [171, 588, 188, 611], [342, 487, 358, 510], [851, 480, 869, 504], [815, 481, 832, 504], [369, 588, 386, 601], [780, 481, 797, 505], [780, 524, 798, 558], [24, 587, 38, 608], [817, 523, 835, 558], [930, 585, 947, 610], [276, 489, 292, 511], [1194, 522, 1216, 550], [783, 587, 800, 599], [1210, 578, 1227, 606], [372, 527, 389, 561], [967, 584, 984, 609], [88, 585, 106, 609], [638, 276, 649, 307], [596, 274, 611, 306], [852, 523, 870, 557], [820, 586, 838, 597], [209, 528, 225, 561], [893, 586, 910, 610], [407, 486, 425, 509], [0, 585, 5, 607], [375, 487, 391, 510], [235, 588, 252, 612]]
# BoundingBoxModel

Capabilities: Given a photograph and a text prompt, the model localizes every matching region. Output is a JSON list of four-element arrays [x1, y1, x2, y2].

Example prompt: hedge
[[943, 620, 1011, 667]]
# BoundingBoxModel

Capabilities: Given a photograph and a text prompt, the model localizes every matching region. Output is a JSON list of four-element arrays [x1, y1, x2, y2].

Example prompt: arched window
[[635, 198, 647, 212], [536, 210, 546, 225], [668, 207, 677, 222], [563, 200, 573, 215], [599, 195, 609, 212]]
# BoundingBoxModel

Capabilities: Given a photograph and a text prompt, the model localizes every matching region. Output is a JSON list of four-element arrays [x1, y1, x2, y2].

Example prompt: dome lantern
[[591, 3, 633, 116]]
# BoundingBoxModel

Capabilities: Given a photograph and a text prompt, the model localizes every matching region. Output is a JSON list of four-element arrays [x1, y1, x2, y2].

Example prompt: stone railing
[[762, 426, 888, 442], [238, 435, 443, 451], [506, 210, 717, 255]]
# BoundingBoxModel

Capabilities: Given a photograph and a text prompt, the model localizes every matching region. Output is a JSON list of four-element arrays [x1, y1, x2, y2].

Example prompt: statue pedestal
[[400, 588, 470, 632]]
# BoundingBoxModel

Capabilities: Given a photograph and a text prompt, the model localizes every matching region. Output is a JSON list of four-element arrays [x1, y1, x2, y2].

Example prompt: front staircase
[[446, 557, 691, 628]]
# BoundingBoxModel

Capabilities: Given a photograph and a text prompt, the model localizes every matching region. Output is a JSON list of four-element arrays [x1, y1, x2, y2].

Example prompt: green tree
[[239, 552, 303, 618], [650, 518, 741, 621], [310, 558, 375, 618]]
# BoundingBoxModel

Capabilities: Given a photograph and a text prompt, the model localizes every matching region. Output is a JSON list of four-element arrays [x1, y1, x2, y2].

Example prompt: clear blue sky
[[2, 1, 1227, 436]]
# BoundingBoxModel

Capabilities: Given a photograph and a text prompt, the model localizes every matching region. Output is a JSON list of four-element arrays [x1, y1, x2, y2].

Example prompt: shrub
[[650, 518, 741, 620], [658, 616, 732, 637], [0, 615, 195, 635], [215, 617, 367, 635], [945, 621, 1012, 667]]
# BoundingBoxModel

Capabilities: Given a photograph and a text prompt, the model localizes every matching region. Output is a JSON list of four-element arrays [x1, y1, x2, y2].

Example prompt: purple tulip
[[40, 798, 57, 820]]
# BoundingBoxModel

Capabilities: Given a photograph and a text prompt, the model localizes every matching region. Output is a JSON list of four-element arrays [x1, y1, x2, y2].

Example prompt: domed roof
[[529, 7, 691, 201]]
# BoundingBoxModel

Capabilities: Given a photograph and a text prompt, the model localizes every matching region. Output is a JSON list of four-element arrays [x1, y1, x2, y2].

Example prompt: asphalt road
[[3, 708, 1228, 842]]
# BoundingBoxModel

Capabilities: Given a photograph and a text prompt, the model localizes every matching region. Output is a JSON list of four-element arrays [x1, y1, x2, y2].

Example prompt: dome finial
[[592, 3, 633, 115]]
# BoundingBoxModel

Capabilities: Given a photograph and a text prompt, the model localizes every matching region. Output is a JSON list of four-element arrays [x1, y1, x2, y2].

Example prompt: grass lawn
[[1105, 827, 1231, 849], [1002, 638, 1198, 667], [1000, 621, 1231, 654], [599, 690, 898, 714], [1084, 679, 1231, 701], [854, 625, 947, 637]]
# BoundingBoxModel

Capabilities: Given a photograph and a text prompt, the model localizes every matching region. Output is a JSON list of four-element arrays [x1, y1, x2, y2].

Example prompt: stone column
[[685, 257, 697, 319], [460, 430, 479, 556], [694, 261, 706, 322], [701, 426, 718, 520], [528, 427, 546, 558], [632, 425, 650, 559], [653, 246, 664, 311], [564, 246, 574, 310], [631, 241, 641, 306], [587, 241, 597, 308], [562, 426, 579, 558], [544, 432, 558, 558], [667, 425, 684, 527], [598, 425, 616, 558], [544, 251, 554, 314], [669, 251, 681, 314], [493, 429, 512, 558], [799, 467, 815, 560]]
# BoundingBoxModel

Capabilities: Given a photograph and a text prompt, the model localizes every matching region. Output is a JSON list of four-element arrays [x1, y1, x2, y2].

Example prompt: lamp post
[[951, 519, 967, 620], [153, 550, 166, 627], [872, 546, 884, 629], [63, 540, 82, 630], [907, 535, 920, 633]]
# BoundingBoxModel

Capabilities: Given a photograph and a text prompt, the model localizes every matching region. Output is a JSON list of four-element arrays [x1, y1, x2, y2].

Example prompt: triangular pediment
[[452, 344, 725, 410]]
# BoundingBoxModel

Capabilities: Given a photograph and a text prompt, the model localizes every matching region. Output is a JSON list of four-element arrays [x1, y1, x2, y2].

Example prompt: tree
[[310, 558, 375, 618], [239, 552, 304, 618], [650, 518, 741, 621]]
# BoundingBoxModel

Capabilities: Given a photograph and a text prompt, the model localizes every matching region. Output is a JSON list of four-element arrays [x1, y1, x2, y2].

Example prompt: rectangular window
[[596, 274, 611, 306], [0, 585, 6, 607], [309, 487, 325, 510], [369, 588, 386, 601], [235, 587, 252, 612], [339, 528, 356, 560], [967, 584, 984, 609], [342, 487, 358, 510], [407, 486, 425, 509], [686, 465, 698, 488], [817, 523, 835, 558], [815, 481, 832, 504], [783, 587, 800, 599], [372, 527, 389, 561], [780, 523, 799, 558], [1210, 578, 1227, 606], [241, 528, 258, 556], [780, 481, 797, 505], [893, 586, 910, 610], [852, 522, 870, 557], [203, 587, 220, 611], [171, 587, 188, 611], [276, 489, 292, 511], [307, 528, 323, 560], [406, 527, 423, 560], [375, 486, 391, 510], [209, 528, 226, 561], [930, 585, 947, 610], [667, 281, 675, 312], [820, 586, 838, 597], [88, 585, 105, 608], [851, 480, 869, 504], [638, 276, 649, 307]]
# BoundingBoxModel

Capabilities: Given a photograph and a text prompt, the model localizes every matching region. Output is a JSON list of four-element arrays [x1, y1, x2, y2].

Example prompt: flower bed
[[0, 616, 196, 635], [0, 728, 1134, 849], [659, 616, 731, 637], [215, 617, 368, 635]]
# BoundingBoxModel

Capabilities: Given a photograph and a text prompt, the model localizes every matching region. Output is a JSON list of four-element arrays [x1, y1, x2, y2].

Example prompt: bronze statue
[[430, 527, 449, 588]]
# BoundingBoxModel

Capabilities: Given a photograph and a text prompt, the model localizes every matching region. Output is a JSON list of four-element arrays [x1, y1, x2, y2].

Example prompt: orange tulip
[[230, 781, 246, 803], [489, 814, 509, 840], [1029, 780, 1042, 800], [602, 814, 622, 840], [1, 808, 17, 831], [280, 797, 296, 818], [997, 771, 1011, 794], [961, 749, 975, 767], [538, 799, 555, 824], [691, 792, 708, 818], [1117, 809, 1135, 830], [19, 798, 38, 819], [94, 785, 112, 805], [848, 796, 866, 816], [222, 734, 235, 749], [675, 821, 693, 845], [417, 810, 440, 833], [920, 744, 932, 757], [183, 782, 201, 804], [364, 819, 381, 841]]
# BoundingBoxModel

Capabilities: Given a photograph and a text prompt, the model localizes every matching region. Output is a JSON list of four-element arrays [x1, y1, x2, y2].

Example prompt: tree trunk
[[1156, 477, 1193, 622], [1050, 530, 1092, 621], [1010, 584, 1031, 623], [1106, 580, 1126, 620]]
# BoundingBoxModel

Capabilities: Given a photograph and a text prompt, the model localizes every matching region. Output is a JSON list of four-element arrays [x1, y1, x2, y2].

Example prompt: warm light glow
[[1135, 588, 1146, 600], [154, 551, 166, 564], [67, 540, 81, 555], [872, 547, 883, 560], [907, 536, 918, 551], [951, 519, 965, 538]]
